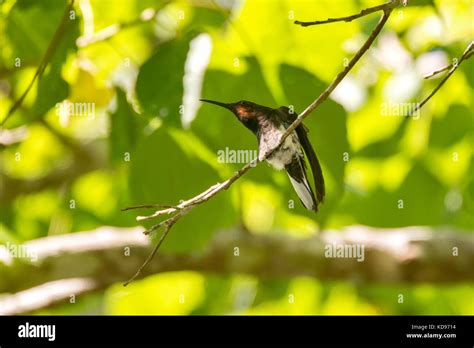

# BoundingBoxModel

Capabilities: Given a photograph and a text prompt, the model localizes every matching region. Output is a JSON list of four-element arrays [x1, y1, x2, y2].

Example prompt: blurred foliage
[[0, 0, 473, 315]]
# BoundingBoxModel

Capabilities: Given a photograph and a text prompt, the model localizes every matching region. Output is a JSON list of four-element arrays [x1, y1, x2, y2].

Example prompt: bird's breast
[[258, 124, 302, 170]]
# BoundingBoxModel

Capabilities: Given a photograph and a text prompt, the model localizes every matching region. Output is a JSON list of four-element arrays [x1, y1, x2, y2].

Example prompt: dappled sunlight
[[0, 0, 472, 318]]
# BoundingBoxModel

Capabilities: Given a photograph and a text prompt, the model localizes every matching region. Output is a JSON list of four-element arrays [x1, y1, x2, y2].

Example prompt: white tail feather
[[288, 174, 315, 210]]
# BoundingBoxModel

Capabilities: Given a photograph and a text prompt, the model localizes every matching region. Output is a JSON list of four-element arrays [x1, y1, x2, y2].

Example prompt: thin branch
[[294, 0, 401, 26], [123, 3, 399, 284], [280, 10, 392, 144], [76, 7, 159, 47], [123, 214, 181, 286], [423, 64, 451, 79], [407, 40, 474, 117], [0, 0, 75, 127], [423, 42, 473, 79], [121, 204, 180, 211]]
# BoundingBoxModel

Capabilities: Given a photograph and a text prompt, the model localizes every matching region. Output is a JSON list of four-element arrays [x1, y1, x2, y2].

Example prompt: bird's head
[[200, 99, 260, 120]]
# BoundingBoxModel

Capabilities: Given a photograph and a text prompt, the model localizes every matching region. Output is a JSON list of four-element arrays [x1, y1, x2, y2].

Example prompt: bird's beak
[[200, 99, 235, 111]]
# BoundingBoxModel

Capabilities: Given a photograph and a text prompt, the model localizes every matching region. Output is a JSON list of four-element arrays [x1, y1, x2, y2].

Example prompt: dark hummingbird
[[200, 99, 325, 212]]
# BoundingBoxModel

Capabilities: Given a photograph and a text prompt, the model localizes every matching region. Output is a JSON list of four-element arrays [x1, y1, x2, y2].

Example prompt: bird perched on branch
[[200, 99, 325, 212]]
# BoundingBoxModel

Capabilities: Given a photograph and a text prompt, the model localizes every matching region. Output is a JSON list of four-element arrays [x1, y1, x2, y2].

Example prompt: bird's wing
[[295, 123, 325, 203], [277, 107, 325, 204]]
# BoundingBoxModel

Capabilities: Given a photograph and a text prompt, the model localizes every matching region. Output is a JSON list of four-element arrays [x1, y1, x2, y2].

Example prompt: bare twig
[[407, 40, 474, 117], [123, 212, 183, 286], [76, 0, 231, 48], [294, 0, 401, 26], [123, 2, 400, 285], [76, 6, 161, 47], [423, 64, 451, 79], [121, 204, 180, 211], [0, 0, 75, 127], [423, 42, 473, 79]]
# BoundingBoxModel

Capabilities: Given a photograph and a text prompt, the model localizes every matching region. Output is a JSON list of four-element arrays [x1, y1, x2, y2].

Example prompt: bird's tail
[[285, 157, 317, 211]]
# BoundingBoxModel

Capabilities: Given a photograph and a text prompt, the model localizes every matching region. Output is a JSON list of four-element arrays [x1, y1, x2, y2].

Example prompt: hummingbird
[[200, 99, 325, 212]]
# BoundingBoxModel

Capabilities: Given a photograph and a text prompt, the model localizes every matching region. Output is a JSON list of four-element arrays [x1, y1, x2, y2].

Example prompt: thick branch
[[0, 278, 98, 316], [0, 225, 472, 314], [0, 126, 28, 146]]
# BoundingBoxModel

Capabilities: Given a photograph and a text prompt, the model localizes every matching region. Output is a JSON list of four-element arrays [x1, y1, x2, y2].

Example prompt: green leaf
[[109, 89, 144, 163], [222, 0, 360, 83], [5, 0, 66, 63], [190, 275, 233, 315], [188, 7, 228, 30], [253, 279, 289, 306], [354, 120, 409, 159], [355, 138, 400, 158], [346, 163, 447, 227], [429, 104, 473, 148], [129, 127, 236, 252], [461, 56, 474, 89], [135, 35, 195, 127]]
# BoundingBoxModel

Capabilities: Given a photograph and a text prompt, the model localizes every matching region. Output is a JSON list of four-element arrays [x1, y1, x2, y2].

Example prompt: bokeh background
[[0, 0, 473, 315]]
